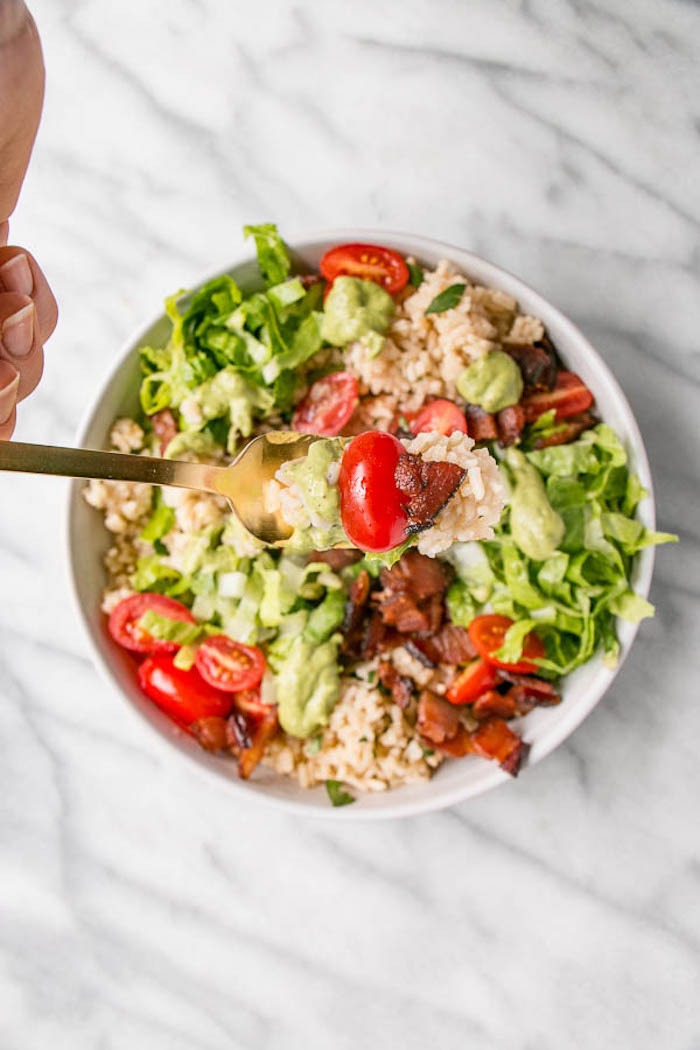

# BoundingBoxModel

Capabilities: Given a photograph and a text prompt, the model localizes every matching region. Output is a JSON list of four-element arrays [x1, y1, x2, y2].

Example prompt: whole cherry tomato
[[338, 431, 408, 553]]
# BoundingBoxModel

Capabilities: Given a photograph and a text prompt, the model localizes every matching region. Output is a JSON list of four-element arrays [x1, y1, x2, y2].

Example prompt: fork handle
[[0, 439, 226, 495]]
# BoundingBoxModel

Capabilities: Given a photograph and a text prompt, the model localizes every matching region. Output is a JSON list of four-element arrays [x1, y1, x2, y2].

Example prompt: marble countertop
[[1, 1, 698, 1047]]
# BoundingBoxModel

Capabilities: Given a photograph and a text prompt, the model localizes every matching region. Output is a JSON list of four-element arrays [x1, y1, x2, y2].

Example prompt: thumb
[[0, 1, 44, 223]]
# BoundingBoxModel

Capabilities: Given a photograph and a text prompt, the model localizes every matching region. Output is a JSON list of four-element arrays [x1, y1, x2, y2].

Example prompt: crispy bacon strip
[[465, 404, 498, 443], [471, 688, 535, 721], [379, 550, 450, 602], [471, 718, 526, 776], [395, 454, 466, 533], [504, 341, 557, 392], [417, 690, 462, 745], [496, 404, 526, 447], [495, 672, 561, 705], [410, 623, 476, 666], [379, 592, 429, 633], [377, 660, 414, 710]]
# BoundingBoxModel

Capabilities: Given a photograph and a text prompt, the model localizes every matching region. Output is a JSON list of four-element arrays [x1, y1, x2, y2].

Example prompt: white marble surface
[[1, 1, 698, 1047]]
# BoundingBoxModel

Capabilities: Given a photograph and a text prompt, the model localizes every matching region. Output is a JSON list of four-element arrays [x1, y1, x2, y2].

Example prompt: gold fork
[[0, 432, 320, 545]]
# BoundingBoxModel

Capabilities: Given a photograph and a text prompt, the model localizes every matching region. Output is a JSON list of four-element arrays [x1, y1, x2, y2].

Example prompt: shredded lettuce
[[138, 223, 324, 423], [451, 425, 676, 676], [243, 223, 291, 286]]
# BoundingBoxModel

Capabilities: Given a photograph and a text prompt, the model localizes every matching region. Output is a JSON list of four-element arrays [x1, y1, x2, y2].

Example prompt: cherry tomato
[[467, 614, 545, 674], [409, 399, 469, 437], [445, 658, 499, 705], [138, 654, 233, 727], [521, 371, 594, 423], [338, 431, 408, 553], [108, 594, 196, 654], [320, 243, 409, 296], [195, 635, 266, 693], [292, 372, 359, 437]]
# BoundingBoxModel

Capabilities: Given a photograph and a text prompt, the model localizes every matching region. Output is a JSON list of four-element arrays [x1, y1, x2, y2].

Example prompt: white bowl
[[67, 230, 656, 818]]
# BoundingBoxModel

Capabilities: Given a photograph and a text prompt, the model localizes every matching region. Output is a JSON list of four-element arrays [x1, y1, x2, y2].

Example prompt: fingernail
[[0, 253, 33, 295], [2, 301, 34, 358], [0, 359, 20, 425]]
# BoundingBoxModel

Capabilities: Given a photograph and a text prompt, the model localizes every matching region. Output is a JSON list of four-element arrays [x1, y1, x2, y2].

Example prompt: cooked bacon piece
[[380, 550, 450, 602], [379, 592, 429, 633], [471, 688, 536, 721], [435, 726, 474, 757], [341, 569, 372, 657], [495, 672, 561, 705], [151, 409, 178, 455], [395, 455, 466, 534], [191, 716, 229, 752], [471, 718, 526, 776], [394, 452, 423, 497], [377, 660, 414, 710], [465, 404, 499, 443], [411, 624, 476, 666], [504, 341, 557, 393], [532, 411, 596, 449], [496, 404, 526, 447], [237, 710, 278, 780], [417, 690, 462, 744], [226, 710, 253, 753], [361, 611, 401, 660], [309, 549, 363, 572]]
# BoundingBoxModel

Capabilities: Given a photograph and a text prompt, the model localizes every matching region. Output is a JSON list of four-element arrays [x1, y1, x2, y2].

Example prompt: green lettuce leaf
[[243, 223, 291, 286]]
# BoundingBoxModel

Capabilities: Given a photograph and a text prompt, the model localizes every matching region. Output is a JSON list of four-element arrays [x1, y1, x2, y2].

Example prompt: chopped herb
[[407, 260, 424, 288], [306, 734, 323, 755], [358, 735, 368, 743], [325, 779, 356, 807], [366, 671, 377, 685], [422, 747, 435, 758], [153, 538, 168, 556], [425, 283, 466, 315]]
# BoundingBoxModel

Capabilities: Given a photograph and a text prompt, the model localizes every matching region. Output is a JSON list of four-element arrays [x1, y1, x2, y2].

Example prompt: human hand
[[0, 1, 58, 439]]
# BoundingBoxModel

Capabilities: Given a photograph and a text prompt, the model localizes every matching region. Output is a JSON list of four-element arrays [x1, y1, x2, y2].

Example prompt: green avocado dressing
[[283, 438, 347, 553], [457, 350, 523, 413], [321, 276, 395, 347], [275, 634, 342, 737], [506, 448, 565, 561]]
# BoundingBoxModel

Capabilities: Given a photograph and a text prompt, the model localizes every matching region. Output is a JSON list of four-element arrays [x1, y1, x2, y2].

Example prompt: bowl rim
[[66, 227, 656, 819]]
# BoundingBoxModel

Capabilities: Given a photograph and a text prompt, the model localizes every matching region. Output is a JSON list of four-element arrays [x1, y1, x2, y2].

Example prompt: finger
[[0, 357, 20, 436], [0, 291, 43, 400], [0, 3, 44, 222], [0, 220, 8, 246], [0, 245, 58, 341]]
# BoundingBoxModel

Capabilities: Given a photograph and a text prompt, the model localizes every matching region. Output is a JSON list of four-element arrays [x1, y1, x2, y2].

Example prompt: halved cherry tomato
[[521, 371, 594, 423], [467, 614, 545, 674], [338, 431, 408, 553], [195, 635, 266, 693], [292, 372, 359, 437], [408, 399, 468, 437], [108, 594, 196, 654], [320, 243, 409, 296], [445, 658, 499, 705], [138, 654, 233, 727]]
